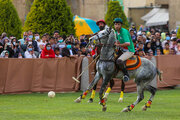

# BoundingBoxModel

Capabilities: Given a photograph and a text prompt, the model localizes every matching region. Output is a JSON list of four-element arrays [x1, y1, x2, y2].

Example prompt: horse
[[74, 26, 162, 112], [84, 33, 126, 103]]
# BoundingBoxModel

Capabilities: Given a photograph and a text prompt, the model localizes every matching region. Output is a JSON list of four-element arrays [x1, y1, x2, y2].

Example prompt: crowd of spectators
[[0, 30, 92, 58], [130, 24, 180, 59], [0, 25, 180, 59]]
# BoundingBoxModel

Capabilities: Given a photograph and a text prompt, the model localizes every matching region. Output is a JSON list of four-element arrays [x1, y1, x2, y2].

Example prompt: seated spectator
[[163, 42, 170, 55], [169, 48, 176, 55], [138, 49, 145, 57], [54, 47, 62, 58], [40, 43, 55, 58], [24, 44, 37, 58], [176, 40, 180, 55], [0, 50, 9, 58], [3, 38, 14, 58], [155, 48, 162, 56]]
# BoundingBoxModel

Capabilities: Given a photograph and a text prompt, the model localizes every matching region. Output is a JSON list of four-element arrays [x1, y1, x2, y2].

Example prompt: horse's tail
[[156, 68, 163, 81]]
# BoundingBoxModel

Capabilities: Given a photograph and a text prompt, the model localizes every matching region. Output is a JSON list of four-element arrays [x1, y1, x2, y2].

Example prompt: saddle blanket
[[126, 55, 141, 70]]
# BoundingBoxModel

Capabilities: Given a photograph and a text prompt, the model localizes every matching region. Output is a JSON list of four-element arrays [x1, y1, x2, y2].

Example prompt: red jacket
[[40, 47, 55, 58]]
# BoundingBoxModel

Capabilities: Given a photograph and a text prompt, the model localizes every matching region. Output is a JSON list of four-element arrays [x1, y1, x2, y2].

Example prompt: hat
[[113, 18, 123, 24], [96, 19, 106, 25]]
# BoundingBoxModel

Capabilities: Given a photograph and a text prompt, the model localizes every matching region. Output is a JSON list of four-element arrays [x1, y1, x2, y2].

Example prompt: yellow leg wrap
[[146, 101, 152, 107], [90, 90, 96, 99], [120, 91, 124, 98], [105, 87, 111, 94]]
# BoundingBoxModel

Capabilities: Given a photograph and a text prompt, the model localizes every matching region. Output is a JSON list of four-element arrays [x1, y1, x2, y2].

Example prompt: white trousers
[[118, 52, 134, 61]]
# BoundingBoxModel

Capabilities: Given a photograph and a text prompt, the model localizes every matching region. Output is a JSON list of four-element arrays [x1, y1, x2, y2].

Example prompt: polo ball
[[48, 91, 55, 98]]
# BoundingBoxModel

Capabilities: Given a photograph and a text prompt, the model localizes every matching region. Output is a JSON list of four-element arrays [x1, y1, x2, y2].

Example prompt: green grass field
[[0, 88, 180, 120]]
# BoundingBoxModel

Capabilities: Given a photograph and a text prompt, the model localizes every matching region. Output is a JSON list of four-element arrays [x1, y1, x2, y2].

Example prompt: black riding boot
[[116, 59, 130, 82]]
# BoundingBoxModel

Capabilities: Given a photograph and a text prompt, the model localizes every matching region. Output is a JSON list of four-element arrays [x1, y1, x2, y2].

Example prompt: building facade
[[12, 0, 180, 30]]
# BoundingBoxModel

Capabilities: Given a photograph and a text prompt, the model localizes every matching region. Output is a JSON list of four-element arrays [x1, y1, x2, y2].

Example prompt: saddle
[[125, 55, 141, 70]]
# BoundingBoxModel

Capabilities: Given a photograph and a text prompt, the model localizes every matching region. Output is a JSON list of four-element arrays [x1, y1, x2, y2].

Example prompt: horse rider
[[91, 19, 106, 58], [96, 19, 106, 31], [114, 18, 135, 82]]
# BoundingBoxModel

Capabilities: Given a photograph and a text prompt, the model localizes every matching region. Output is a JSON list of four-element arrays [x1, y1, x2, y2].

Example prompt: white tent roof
[[145, 9, 169, 26], [141, 8, 160, 21]]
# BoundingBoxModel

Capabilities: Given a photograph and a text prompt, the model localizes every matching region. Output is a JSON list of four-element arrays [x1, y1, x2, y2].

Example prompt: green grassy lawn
[[0, 88, 180, 120]]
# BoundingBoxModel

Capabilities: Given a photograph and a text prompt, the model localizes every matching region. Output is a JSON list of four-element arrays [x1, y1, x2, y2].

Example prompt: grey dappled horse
[[74, 26, 162, 112]]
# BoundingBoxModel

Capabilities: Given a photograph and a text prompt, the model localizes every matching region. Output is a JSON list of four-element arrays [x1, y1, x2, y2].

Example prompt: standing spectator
[[28, 30, 34, 39], [49, 37, 56, 50], [0, 32, 7, 44], [0, 43, 4, 54], [40, 43, 55, 58], [156, 39, 164, 54], [61, 41, 75, 57], [18, 32, 28, 45], [24, 44, 37, 58], [38, 34, 47, 53], [170, 38, 177, 51], [56, 36, 66, 54], [53, 30, 60, 39], [34, 32, 41, 42], [130, 23, 137, 35], [129, 29, 137, 42], [162, 36, 171, 48], [144, 42, 152, 53], [80, 46, 88, 56], [11, 38, 20, 58]]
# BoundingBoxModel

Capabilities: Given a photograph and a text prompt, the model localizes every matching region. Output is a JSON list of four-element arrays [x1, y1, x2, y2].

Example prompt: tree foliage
[[23, 0, 75, 36], [0, 0, 22, 38], [105, 1, 129, 29]]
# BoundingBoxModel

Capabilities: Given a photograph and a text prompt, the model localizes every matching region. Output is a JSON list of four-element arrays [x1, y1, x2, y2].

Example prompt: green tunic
[[115, 28, 135, 53]]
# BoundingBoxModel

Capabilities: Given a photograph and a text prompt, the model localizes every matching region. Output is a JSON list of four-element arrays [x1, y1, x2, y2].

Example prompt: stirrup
[[123, 75, 129, 82]]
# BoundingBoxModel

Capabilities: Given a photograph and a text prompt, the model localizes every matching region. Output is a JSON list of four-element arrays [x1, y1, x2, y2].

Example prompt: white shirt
[[37, 40, 46, 52], [55, 54, 62, 58], [25, 51, 37, 58]]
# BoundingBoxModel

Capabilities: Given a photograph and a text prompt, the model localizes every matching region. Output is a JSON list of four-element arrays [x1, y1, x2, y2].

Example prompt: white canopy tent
[[141, 8, 169, 27], [141, 8, 160, 21]]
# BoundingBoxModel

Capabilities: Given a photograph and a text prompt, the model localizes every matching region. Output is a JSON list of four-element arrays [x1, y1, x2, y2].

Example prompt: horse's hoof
[[118, 98, 123, 103], [102, 105, 107, 112], [142, 105, 147, 111], [121, 107, 129, 112], [74, 97, 81, 103], [88, 98, 93, 103]]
